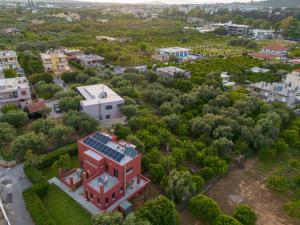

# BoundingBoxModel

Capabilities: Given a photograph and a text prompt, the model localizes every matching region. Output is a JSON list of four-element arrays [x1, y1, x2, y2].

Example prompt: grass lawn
[[41, 155, 80, 179], [42, 184, 92, 225]]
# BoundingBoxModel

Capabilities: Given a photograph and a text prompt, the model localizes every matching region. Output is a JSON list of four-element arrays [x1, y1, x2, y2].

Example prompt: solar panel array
[[83, 136, 125, 162], [92, 132, 111, 144], [124, 147, 138, 158]]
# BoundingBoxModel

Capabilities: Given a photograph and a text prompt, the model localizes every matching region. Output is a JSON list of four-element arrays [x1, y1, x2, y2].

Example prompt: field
[[206, 158, 299, 225], [42, 184, 91, 225]]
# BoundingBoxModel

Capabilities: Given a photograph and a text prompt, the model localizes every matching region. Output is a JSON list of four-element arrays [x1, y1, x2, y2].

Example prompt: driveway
[[0, 165, 33, 225], [45, 99, 63, 119]]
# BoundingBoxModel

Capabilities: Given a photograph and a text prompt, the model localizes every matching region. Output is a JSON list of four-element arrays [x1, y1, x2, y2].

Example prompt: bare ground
[[206, 159, 299, 225]]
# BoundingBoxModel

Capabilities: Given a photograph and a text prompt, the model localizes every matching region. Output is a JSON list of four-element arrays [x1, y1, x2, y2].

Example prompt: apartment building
[[249, 71, 300, 107], [76, 54, 104, 68], [77, 84, 124, 120], [0, 77, 31, 107], [212, 21, 249, 36], [59, 131, 150, 212], [40, 50, 70, 74], [249, 29, 275, 40], [0, 50, 21, 76]]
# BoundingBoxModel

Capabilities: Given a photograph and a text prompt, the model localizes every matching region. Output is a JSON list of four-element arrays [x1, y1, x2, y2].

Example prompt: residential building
[[156, 66, 191, 79], [250, 67, 271, 74], [156, 47, 190, 61], [221, 72, 236, 87], [59, 131, 150, 212], [40, 50, 70, 74], [249, 29, 275, 40], [196, 26, 216, 33], [76, 54, 104, 68], [0, 77, 31, 107], [0, 50, 20, 75], [212, 21, 249, 36], [77, 84, 124, 120], [249, 43, 288, 60], [249, 71, 300, 107]]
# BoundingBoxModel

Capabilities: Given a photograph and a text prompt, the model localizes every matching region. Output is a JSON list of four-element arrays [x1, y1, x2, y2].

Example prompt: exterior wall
[[262, 48, 287, 56], [81, 100, 124, 120]]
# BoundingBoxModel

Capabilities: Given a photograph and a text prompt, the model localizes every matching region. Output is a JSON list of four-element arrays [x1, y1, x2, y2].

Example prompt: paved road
[[0, 165, 33, 225], [45, 99, 63, 119]]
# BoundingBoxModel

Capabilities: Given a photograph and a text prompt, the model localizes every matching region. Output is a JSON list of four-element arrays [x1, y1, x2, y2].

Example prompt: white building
[[212, 21, 249, 36], [249, 29, 275, 40], [157, 47, 190, 60], [156, 66, 191, 79], [0, 50, 20, 76], [77, 84, 124, 120], [250, 67, 271, 74], [0, 77, 31, 107], [249, 71, 300, 107], [221, 72, 235, 87]]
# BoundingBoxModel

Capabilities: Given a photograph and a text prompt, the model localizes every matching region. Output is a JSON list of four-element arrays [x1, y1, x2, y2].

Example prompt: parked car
[[53, 104, 62, 113]]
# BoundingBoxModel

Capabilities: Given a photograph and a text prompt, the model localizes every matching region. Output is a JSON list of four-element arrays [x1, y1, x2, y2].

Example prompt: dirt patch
[[206, 159, 298, 225]]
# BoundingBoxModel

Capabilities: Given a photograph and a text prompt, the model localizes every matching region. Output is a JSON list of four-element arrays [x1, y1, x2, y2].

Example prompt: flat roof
[[88, 172, 119, 193], [84, 150, 103, 161], [158, 47, 190, 53], [77, 54, 104, 61], [77, 84, 123, 106], [0, 77, 29, 92], [0, 50, 17, 58], [157, 66, 186, 74]]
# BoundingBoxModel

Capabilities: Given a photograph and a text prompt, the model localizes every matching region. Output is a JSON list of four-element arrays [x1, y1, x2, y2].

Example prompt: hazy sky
[[78, 0, 258, 4]]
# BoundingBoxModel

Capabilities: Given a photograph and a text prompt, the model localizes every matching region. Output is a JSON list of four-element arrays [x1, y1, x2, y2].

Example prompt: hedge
[[24, 164, 48, 184], [22, 143, 78, 225], [36, 143, 77, 169], [23, 188, 55, 225]]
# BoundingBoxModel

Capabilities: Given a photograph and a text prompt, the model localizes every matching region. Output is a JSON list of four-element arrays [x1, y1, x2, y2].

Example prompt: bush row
[[22, 143, 78, 225], [36, 143, 77, 169], [22, 185, 55, 225]]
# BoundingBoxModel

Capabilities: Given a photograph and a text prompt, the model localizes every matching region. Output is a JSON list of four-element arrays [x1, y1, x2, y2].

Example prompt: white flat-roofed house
[[154, 47, 191, 61], [75, 54, 104, 68], [156, 66, 191, 79], [212, 21, 249, 36], [285, 71, 300, 90], [249, 29, 275, 40], [250, 67, 271, 74], [77, 84, 124, 120], [0, 50, 21, 76], [0, 77, 31, 107]]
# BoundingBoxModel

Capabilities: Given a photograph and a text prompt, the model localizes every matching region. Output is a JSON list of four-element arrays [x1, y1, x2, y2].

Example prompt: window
[[21, 91, 27, 96], [105, 105, 113, 110], [117, 103, 123, 108], [126, 167, 133, 174], [113, 169, 118, 178], [106, 114, 111, 119], [105, 198, 109, 204], [112, 193, 115, 201], [120, 186, 123, 193], [105, 164, 108, 171], [97, 198, 100, 204], [90, 193, 94, 199]]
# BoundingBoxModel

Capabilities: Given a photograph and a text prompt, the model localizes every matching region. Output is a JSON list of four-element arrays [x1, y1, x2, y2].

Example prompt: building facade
[[156, 66, 191, 78], [0, 50, 21, 76], [77, 84, 124, 120], [40, 50, 70, 74], [0, 77, 31, 107], [59, 131, 150, 212], [249, 29, 275, 40], [157, 47, 190, 60], [76, 54, 104, 68]]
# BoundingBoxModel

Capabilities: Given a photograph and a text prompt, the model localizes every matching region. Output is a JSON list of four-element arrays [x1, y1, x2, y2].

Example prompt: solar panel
[[82, 136, 125, 163], [124, 147, 138, 158], [93, 132, 111, 144]]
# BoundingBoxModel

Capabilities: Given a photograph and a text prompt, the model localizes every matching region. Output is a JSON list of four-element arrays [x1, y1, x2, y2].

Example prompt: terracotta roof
[[289, 59, 300, 65], [249, 52, 278, 60], [26, 100, 46, 113], [264, 43, 287, 51]]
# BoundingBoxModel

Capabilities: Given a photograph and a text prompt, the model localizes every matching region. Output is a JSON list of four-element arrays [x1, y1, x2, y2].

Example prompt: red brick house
[[59, 131, 150, 212]]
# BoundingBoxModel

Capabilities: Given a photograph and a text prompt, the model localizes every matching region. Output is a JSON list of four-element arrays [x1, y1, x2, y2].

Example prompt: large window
[[113, 168, 119, 178], [112, 193, 115, 201], [117, 103, 123, 108], [105, 105, 113, 110]]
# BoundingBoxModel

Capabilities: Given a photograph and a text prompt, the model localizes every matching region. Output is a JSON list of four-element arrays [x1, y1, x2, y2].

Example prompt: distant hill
[[258, 0, 300, 8]]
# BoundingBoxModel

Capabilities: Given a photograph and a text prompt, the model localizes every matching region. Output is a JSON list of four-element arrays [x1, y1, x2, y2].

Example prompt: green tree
[[3, 68, 17, 78], [233, 205, 257, 225], [52, 154, 71, 170], [1, 109, 28, 127], [0, 104, 18, 113], [29, 72, 53, 84], [284, 200, 300, 219], [49, 125, 73, 145], [92, 212, 122, 225], [137, 196, 179, 225], [121, 105, 138, 118], [215, 214, 242, 225], [204, 156, 228, 175], [123, 214, 151, 225], [12, 132, 47, 161], [113, 123, 131, 140], [189, 194, 221, 223], [0, 122, 16, 146], [59, 96, 81, 112], [32, 119, 55, 135], [148, 163, 165, 183]]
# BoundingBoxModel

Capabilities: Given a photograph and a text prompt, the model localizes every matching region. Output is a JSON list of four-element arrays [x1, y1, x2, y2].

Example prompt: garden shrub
[[24, 164, 48, 184]]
